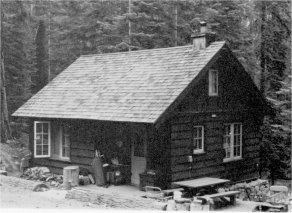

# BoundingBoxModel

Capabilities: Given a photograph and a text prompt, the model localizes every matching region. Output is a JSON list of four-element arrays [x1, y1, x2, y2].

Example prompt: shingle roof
[[13, 41, 226, 123]]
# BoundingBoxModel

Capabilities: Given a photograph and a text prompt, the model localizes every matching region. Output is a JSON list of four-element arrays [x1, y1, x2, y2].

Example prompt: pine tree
[[2, 0, 33, 138], [256, 0, 291, 181], [34, 20, 48, 93]]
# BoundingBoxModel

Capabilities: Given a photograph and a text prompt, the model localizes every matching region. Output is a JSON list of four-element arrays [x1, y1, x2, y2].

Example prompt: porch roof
[[13, 41, 226, 123]]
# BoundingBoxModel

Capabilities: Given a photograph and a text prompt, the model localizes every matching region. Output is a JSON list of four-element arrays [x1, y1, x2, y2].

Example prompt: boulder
[[32, 183, 50, 192]]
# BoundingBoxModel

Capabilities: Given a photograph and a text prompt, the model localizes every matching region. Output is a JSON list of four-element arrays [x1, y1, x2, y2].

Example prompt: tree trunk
[[1, 56, 12, 142], [260, 1, 266, 94], [173, 3, 178, 47], [0, 0, 12, 142]]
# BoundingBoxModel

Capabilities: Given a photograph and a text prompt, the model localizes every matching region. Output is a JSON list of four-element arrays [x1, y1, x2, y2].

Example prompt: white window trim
[[193, 126, 204, 154], [208, 69, 218, 96], [34, 121, 51, 158], [60, 126, 70, 160], [223, 123, 242, 162]]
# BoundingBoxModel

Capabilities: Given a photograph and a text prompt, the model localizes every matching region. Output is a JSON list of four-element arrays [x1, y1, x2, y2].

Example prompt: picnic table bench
[[198, 190, 241, 204], [197, 190, 241, 210]]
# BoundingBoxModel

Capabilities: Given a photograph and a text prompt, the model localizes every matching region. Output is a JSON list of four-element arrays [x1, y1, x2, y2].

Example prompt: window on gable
[[34, 121, 51, 158], [193, 126, 204, 154], [209, 69, 218, 96], [223, 123, 242, 162]]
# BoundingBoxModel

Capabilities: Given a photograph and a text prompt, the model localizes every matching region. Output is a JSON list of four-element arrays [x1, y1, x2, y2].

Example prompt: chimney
[[191, 21, 216, 50]]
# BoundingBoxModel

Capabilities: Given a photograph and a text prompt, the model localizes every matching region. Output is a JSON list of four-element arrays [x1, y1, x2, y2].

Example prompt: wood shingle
[[13, 41, 226, 123]]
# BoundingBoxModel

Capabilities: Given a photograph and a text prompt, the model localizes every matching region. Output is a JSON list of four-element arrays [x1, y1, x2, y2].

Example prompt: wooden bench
[[198, 190, 241, 210]]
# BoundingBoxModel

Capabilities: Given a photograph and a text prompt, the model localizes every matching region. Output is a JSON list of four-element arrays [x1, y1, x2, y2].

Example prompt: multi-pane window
[[34, 121, 51, 157], [193, 126, 204, 154], [223, 123, 242, 161], [209, 69, 218, 96], [61, 126, 70, 159]]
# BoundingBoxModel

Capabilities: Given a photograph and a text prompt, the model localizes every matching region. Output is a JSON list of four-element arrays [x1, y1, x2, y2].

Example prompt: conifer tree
[[256, 0, 291, 181], [2, 0, 33, 138], [34, 20, 48, 93]]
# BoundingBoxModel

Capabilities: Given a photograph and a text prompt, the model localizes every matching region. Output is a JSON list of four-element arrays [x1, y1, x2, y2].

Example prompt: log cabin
[[13, 23, 269, 189]]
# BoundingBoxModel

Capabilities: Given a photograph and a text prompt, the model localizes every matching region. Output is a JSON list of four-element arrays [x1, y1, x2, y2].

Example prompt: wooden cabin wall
[[30, 119, 96, 174], [169, 50, 264, 183], [29, 119, 139, 176], [141, 122, 171, 189], [170, 112, 261, 182]]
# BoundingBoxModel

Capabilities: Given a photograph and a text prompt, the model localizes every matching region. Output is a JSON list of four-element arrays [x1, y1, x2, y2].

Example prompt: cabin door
[[131, 127, 147, 186]]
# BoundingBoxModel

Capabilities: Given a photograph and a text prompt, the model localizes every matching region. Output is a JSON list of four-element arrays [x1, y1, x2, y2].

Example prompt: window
[[223, 123, 242, 161], [209, 69, 218, 96], [34, 121, 51, 158], [193, 126, 204, 154]]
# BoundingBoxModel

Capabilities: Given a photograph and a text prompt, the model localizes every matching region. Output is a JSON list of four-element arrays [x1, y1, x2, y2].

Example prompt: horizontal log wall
[[32, 119, 95, 174], [170, 112, 261, 182]]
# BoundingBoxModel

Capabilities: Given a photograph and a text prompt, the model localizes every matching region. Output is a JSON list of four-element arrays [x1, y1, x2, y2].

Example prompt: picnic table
[[173, 177, 234, 210], [173, 177, 230, 190]]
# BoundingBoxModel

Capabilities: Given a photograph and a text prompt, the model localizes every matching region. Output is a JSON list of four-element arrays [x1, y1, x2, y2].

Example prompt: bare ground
[[0, 182, 104, 209]]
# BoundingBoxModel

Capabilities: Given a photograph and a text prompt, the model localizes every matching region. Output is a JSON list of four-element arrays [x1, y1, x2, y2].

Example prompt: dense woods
[[0, 0, 291, 180]]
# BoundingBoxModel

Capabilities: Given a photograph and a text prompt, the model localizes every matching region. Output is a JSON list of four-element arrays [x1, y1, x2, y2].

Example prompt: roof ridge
[[80, 41, 225, 58]]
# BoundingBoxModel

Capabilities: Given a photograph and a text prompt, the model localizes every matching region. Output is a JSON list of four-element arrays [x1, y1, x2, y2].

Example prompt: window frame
[[34, 121, 51, 158], [223, 123, 242, 162], [208, 69, 219, 96], [193, 125, 205, 154]]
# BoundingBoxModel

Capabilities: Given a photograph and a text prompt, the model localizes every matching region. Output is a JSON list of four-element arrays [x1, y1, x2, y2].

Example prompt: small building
[[13, 23, 269, 189]]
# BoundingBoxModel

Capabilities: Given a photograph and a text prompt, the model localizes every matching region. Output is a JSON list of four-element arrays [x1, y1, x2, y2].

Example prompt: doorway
[[131, 126, 147, 186]]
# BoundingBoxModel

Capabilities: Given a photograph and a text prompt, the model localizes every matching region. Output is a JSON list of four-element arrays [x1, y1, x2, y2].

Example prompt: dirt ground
[[0, 182, 104, 209]]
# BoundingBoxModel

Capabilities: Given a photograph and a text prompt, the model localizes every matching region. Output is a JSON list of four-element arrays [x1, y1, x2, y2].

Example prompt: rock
[[32, 183, 49, 192], [39, 167, 50, 174]]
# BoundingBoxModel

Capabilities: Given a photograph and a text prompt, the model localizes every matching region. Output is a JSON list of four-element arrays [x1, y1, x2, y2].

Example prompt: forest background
[[0, 0, 291, 182]]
